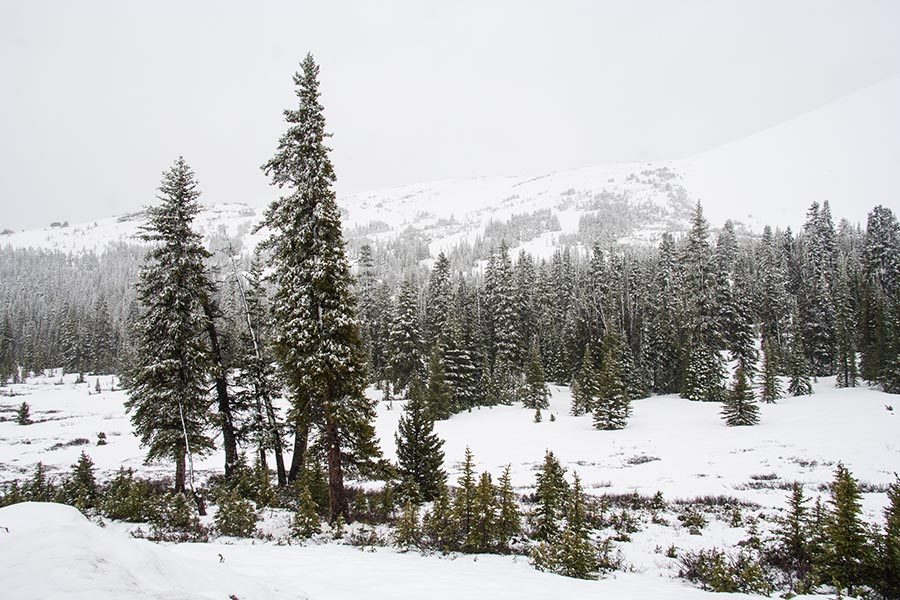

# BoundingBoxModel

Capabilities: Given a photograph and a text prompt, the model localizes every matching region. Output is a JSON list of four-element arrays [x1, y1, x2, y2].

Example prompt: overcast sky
[[1, 0, 898, 231]]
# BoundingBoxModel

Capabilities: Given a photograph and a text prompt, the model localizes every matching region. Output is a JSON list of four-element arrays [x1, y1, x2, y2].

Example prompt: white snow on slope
[[4, 75, 897, 256], [0, 502, 306, 600], [677, 73, 900, 230]]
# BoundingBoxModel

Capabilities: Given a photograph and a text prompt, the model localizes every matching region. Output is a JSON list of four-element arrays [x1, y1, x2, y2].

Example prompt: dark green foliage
[[570, 346, 598, 416], [15, 401, 31, 425], [424, 345, 452, 420], [422, 485, 457, 552], [592, 331, 631, 430], [0, 480, 24, 507], [678, 547, 773, 595], [532, 472, 599, 580], [393, 499, 421, 550], [530, 450, 569, 543], [787, 313, 814, 396], [494, 465, 522, 553], [766, 483, 815, 594], [148, 492, 209, 542], [722, 364, 760, 427], [875, 478, 900, 600], [834, 261, 858, 388], [214, 490, 258, 537], [100, 468, 159, 522], [682, 344, 725, 403], [291, 482, 321, 539], [24, 462, 56, 502], [466, 472, 497, 553], [820, 463, 871, 596], [124, 157, 215, 495], [759, 339, 782, 403], [261, 54, 380, 522], [389, 279, 424, 393], [452, 447, 478, 547], [395, 379, 446, 502], [522, 340, 550, 411], [61, 451, 99, 510]]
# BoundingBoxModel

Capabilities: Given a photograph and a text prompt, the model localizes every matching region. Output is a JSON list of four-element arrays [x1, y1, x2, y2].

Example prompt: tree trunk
[[175, 451, 186, 494], [287, 420, 308, 483], [325, 413, 349, 522], [203, 301, 238, 480], [260, 386, 287, 487]]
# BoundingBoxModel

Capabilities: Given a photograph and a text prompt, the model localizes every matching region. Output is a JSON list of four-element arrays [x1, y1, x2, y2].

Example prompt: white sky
[[1, 0, 898, 231]]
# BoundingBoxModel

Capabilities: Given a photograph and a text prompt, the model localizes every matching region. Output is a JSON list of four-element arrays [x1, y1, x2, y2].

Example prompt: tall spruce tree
[[124, 157, 215, 503], [260, 55, 380, 521], [787, 308, 814, 396], [821, 463, 871, 596], [593, 330, 631, 430], [522, 340, 550, 411], [395, 378, 446, 502], [722, 364, 760, 426], [389, 278, 424, 394], [530, 450, 569, 542], [759, 339, 783, 403]]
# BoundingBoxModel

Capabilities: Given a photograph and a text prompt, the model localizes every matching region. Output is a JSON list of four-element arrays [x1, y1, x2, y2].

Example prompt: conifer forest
[[1, 54, 899, 600]]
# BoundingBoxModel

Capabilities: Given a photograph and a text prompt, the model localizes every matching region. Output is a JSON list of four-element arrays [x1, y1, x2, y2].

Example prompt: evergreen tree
[[759, 338, 782, 403], [424, 344, 452, 420], [124, 157, 215, 501], [63, 450, 99, 510], [531, 472, 597, 580], [571, 345, 599, 416], [494, 464, 521, 553], [422, 485, 458, 552], [393, 499, 422, 551], [260, 55, 380, 522], [821, 463, 871, 596], [425, 252, 453, 347], [395, 378, 446, 502], [291, 482, 321, 539], [24, 462, 56, 502], [15, 401, 31, 425], [770, 483, 815, 594], [876, 478, 900, 600], [593, 331, 631, 430], [442, 311, 481, 413], [467, 472, 496, 553], [530, 450, 569, 542], [388, 279, 424, 393], [682, 343, 725, 402], [452, 447, 478, 548], [722, 364, 760, 426], [522, 340, 550, 411], [833, 260, 858, 388], [787, 310, 814, 396]]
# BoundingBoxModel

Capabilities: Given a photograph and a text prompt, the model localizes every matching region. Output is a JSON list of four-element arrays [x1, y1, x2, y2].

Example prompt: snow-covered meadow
[[0, 373, 897, 599]]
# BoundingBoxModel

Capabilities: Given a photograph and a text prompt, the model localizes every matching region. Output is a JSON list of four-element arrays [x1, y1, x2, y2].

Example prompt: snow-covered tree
[[260, 54, 380, 521], [124, 157, 215, 503]]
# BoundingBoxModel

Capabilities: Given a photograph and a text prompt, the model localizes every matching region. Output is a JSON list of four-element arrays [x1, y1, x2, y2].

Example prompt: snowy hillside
[[1, 374, 897, 599], [3, 75, 897, 257]]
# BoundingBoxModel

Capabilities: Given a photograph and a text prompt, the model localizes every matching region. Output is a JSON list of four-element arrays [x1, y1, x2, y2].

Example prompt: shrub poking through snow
[[15, 401, 31, 425], [214, 490, 257, 538]]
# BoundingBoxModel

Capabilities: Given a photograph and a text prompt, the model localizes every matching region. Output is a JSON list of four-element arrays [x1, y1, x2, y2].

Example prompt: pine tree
[[442, 311, 481, 413], [424, 344, 452, 421], [452, 447, 478, 548], [682, 343, 725, 402], [531, 450, 569, 542], [24, 462, 56, 502], [593, 330, 631, 430], [388, 278, 424, 393], [291, 481, 321, 539], [876, 478, 900, 600], [124, 157, 215, 502], [787, 310, 814, 396], [467, 472, 496, 553], [426, 252, 453, 347], [722, 364, 760, 426], [570, 345, 599, 416], [0, 315, 15, 386], [771, 483, 815, 594], [422, 485, 458, 552], [15, 401, 31, 425], [494, 465, 521, 553], [522, 340, 550, 411], [63, 450, 99, 510], [531, 472, 597, 580], [759, 339, 782, 403], [393, 499, 421, 551], [260, 55, 380, 522], [834, 260, 858, 388], [395, 378, 446, 502], [821, 463, 871, 596]]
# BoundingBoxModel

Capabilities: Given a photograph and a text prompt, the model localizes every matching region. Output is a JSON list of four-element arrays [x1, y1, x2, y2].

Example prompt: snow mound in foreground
[[0, 502, 307, 600]]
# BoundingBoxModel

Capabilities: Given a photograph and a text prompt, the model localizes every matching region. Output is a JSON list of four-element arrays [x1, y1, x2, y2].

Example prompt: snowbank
[[0, 502, 306, 600]]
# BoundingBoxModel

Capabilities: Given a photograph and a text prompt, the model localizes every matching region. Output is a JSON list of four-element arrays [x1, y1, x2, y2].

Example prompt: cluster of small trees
[[679, 465, 900, 599]]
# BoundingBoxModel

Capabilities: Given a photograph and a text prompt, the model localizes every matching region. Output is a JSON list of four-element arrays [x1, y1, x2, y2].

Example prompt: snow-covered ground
[[0, 373, 897, 599]]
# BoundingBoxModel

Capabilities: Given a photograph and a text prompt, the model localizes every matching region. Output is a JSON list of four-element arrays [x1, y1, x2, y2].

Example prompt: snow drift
[[0, 502, 306, 600]]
